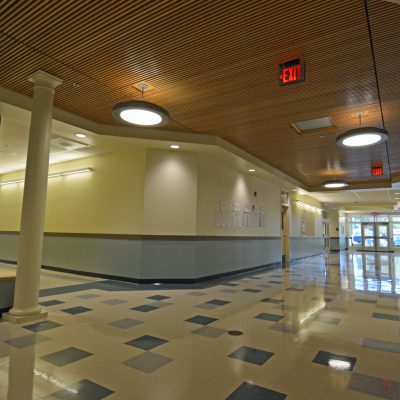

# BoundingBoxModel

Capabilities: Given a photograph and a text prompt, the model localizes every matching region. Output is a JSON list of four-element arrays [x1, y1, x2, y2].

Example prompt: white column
[[5, 70, 62, 323]]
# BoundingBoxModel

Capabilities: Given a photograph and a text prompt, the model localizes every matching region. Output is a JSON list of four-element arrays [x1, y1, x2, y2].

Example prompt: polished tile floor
[[0, 251, 399, 399]]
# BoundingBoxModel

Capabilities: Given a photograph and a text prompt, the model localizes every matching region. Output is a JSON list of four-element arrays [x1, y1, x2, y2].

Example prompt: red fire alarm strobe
[[279, 59, 305, 86]]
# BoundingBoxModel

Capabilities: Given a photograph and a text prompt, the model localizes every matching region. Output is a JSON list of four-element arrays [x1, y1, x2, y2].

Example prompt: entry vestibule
[[347, 215, 400, 252]]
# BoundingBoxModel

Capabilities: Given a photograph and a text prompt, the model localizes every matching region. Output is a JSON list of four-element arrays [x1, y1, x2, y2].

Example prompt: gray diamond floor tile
[[185, 315, 217, 325], [372, 312, 400, 321], [348, 372, 399, 400], [23, 320, 63, 332], [261, 298, 283, 304], [44, 379, 113, 400], [125, 335, 168, 350], [191, 326, 226, 338], [39, 300, 65, 307], [131, 304, 158, 312], [270, 322, 299, 334], [227, 382, 287, 400], [110, 318, 143, 329], [148, 301, 172, 308], [76, 293, 100, 299], [206, 299, 230, 306], [41, 347, 93, 367], [101, 298, 128, 305], [122, 352, 173, 373], [146, 295, 170, 301], [243, 288, 262, 293], [255, 312, 284, 322], [228, 346, 274, 366], [6, 334, 49, 349], [362, 338, 400, 354], [221, 288, 240, 294], [62, 306, 92, 315]]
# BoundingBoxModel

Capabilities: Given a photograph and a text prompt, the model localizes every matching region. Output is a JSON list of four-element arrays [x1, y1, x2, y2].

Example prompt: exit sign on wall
[[279, 59, 305, 86]]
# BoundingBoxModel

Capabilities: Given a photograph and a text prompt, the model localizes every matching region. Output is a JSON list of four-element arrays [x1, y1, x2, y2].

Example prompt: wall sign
[[279, 59, 305, 86], [371, 164, 383, 176]]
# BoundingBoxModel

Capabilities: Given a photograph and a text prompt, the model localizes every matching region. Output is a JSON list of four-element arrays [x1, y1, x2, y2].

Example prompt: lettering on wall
[[215, 201, 266, 228]]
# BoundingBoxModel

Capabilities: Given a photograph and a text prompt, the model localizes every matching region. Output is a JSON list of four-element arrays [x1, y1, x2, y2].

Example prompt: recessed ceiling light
[[170, 144, 180, 149], [75, 133, 87, 138], [248, 169, 255, 172], [323, 180, 349, 189], [336, 127, 388, 148], [112, 100, 169, 126]]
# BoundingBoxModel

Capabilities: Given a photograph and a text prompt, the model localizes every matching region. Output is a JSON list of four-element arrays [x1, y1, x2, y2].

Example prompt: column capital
[[28, 70, 63, 89]]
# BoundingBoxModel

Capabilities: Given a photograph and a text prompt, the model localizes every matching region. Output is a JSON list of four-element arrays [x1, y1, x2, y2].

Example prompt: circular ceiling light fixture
[[322, 180, 349, 189], [112, 82, 169, 127], [248, 169, 256, 172], [170, 144, 180, 149], [75, 133, 87, 138], [336, 127, 388, 148], [112, 100, 169, 126]]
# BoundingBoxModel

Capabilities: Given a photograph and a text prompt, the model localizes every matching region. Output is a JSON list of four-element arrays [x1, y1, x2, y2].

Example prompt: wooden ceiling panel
[[0, 0, 399, 188]]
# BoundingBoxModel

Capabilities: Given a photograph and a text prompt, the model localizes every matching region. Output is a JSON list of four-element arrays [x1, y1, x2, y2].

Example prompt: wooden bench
[[0, 272, 16, 317]]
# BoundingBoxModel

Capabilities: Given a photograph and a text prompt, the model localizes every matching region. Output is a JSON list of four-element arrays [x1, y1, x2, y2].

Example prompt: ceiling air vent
[[291, 117, 335, 135], [50, 137, 89, 151]]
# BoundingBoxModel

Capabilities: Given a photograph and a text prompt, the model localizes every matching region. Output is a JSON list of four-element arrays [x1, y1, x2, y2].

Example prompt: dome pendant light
[[336, 0, 389, 149], [322, 180, 349, 189], [112, 83, 170, 127], [336, 126, 388, 148]]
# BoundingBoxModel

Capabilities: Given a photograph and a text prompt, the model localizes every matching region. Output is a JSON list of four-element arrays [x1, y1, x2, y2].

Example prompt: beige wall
[[0, 151, 146, 234], [196, 154, 281, 236], [289, 193, 324, 237], [328, 209, 340, 237], [142, 149, 197, 235], [1, 148, 308, 239]]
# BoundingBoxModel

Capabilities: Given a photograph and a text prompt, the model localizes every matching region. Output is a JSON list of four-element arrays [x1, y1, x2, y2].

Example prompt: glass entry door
[[362, 223, 375, 250], [376, 223, 389, 251]]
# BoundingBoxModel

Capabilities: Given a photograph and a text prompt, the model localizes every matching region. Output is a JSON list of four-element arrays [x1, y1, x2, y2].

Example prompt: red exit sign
[[279, 59, 305, 86], [372, 166, 383, 176]]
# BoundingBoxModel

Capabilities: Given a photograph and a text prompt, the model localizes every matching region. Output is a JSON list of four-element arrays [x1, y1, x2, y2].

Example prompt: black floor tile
[[226, 382, 287, 400], [228, 346, 274, 366], [312, 350, 357, 371], [185, 315, 217, 325], [125, 335, 168, 351], [39, 300, 65, 306], [261, 298, 283, 304], [41, 347, 93, 367], [61, 306, 92, 315], [255, 313, 284, 322], [146, 295, 170, 301], [130, 305, 159, 312], [44, 379, 113, 400]]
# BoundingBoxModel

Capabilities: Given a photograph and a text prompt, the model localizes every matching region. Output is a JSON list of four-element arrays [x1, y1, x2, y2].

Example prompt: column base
[[2, 310, 48, 324]]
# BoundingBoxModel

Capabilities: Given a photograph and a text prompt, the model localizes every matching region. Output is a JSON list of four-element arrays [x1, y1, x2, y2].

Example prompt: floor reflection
[[0, 251, 399, 400]]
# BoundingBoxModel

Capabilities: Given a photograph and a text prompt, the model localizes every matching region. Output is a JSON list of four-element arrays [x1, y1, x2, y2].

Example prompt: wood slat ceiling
[[0, 0, 399, 188]]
